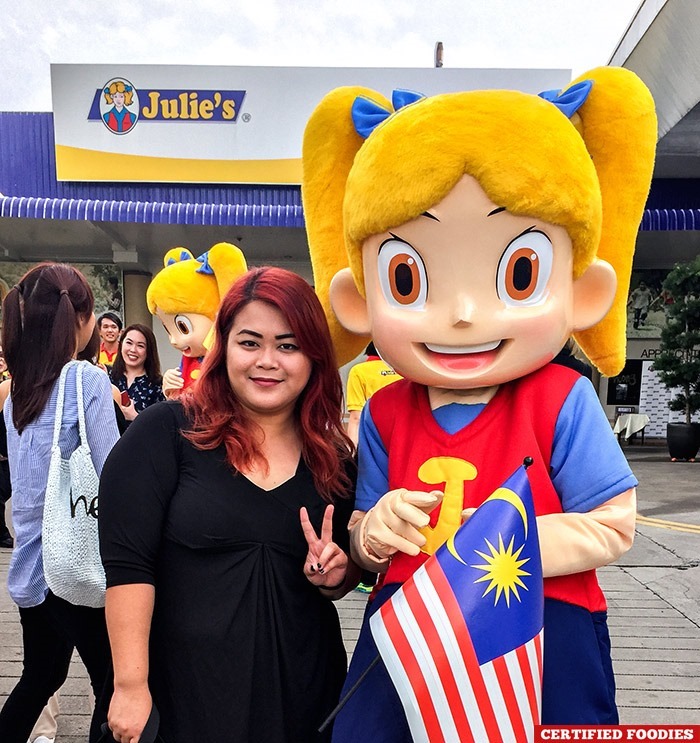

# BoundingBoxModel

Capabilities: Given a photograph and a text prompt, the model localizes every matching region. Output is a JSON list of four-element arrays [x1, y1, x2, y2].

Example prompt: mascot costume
[[302, 67, 656, 739], [147, 242, 247, 397]]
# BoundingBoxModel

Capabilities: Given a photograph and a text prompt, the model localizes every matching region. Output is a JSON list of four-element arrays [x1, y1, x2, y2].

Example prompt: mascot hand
[[162, 368, 184, 398], [362, 489, 443, 560]]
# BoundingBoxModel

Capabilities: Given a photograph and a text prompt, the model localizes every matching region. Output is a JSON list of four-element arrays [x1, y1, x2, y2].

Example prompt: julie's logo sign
[[88, 77, 246, 135], [95, 78, 140, 135]]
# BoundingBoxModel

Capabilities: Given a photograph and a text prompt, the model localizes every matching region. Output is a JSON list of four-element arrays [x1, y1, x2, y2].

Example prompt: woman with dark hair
[[0, 263, 120, 743], [109, 323, 164, 423], [99, 267, 358, 743]]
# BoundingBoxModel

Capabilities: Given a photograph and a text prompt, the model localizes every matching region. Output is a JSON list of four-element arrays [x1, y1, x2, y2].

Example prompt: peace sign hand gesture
[[300, 505, 348, 590]]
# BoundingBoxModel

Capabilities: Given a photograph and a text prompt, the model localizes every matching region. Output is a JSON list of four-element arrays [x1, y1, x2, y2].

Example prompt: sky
[[0, 0, 642, 111]]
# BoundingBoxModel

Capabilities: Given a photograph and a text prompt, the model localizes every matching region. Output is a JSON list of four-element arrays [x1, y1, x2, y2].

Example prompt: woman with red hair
[[99, 267, 358, 743]]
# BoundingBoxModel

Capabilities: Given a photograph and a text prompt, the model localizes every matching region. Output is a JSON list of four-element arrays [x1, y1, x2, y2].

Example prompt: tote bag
[[42, 360, 106, 608]]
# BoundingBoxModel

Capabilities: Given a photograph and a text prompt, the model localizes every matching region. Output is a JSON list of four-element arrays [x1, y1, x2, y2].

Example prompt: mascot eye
[[377, 239, 428, 310], [174, 315, 194, 335], [496, 231, 553, 306]]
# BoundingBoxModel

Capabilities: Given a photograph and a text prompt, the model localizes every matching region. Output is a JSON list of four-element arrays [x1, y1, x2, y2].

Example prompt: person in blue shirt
[[0, 263, 119, 743]]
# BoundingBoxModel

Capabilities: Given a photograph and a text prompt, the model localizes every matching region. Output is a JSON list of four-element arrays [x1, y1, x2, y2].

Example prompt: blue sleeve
[[83, 366, 120, 475], [355, 404, 389, 512], [551, 377, 638, 513]]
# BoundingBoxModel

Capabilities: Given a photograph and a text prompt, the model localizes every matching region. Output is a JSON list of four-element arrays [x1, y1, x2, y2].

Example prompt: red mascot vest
[[369, 364, 607, 613], [180, 355, 204, 389]]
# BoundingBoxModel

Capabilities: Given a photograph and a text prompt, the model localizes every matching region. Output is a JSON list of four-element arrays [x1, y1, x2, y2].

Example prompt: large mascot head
[[147, 241, 247, 359], [303, 67, 656, 384]]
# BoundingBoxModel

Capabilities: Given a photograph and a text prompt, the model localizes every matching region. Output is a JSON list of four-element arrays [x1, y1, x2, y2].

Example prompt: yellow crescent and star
[[417, 457, 531, 608]]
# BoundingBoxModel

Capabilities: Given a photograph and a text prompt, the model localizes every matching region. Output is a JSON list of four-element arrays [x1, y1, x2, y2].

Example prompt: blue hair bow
[[352, 89, 425, 139], [538, 80, 593, 119], [195, 251, 215, 275], [166, 249, 193, 267]]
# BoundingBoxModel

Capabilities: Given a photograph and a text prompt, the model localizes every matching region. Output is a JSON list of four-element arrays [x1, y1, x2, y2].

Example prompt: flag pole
[[318, 655, 381, 733]]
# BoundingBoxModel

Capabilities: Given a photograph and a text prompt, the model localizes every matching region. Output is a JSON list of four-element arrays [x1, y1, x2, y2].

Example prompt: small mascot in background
[[302, 66, 656, 737], [147, 242, 247, 397]]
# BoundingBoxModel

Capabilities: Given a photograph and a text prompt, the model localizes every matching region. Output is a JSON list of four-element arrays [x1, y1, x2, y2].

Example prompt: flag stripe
[[532, 630, 544, 716], [370, 614, 431, 743], [516, 642, 540, 726], [505, 647, 535, 736], [378, 597, 445, 742], [403, 575, 476, 743], [413, 569, 491, 742], [425, 558, 504, 742], [534, 630, 543, 683], [481, 661, 518, 743], [391, 590, 463, 743], [492, 654, 529, 743]]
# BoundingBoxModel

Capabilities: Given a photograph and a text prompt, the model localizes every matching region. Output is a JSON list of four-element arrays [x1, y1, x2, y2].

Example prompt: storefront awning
[[640, 208, 700, 231], [0, 195, 305, 228], [4, 197, 699, 233], [2, 114, 699, 233]]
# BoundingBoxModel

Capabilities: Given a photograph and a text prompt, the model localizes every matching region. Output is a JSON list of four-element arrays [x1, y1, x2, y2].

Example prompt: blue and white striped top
[[4, 362, 120, 608]]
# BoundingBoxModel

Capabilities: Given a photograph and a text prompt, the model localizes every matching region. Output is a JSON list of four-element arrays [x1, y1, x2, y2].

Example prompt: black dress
[[99, 401, 354, 743]]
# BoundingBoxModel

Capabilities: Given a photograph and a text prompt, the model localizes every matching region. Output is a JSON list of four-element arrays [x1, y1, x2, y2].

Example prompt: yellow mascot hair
[[302, 67, 657, 375], [146, 241, 247, 320]]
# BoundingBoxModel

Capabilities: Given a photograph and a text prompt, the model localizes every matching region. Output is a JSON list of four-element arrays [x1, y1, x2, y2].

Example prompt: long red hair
[[182, 266, 354, 501]]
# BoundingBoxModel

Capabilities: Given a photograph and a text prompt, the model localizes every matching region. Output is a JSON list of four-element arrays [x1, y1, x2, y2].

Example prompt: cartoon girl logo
[[100, 78, 139, 134]]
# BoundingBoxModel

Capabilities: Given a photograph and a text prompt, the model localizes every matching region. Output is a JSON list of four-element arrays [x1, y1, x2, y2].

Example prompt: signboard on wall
[[50, 64, 569, 185], [606, 359, 643, 406], [626, 268, 673, 339]]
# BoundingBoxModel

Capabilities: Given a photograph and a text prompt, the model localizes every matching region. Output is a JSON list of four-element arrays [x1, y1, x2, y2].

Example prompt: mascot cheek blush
[[146, 242, 247, 397], [302, 68, 656, 735]]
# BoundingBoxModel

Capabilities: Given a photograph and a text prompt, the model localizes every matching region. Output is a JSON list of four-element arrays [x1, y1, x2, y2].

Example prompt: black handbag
[[97, 704, 165, 743]]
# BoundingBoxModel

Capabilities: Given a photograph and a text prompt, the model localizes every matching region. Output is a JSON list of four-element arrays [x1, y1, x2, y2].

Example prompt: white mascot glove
[[162, 367, 184, 398]]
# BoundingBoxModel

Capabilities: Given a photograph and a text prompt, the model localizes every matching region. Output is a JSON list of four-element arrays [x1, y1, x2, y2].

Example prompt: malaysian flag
[[369, 464, 544, 743]]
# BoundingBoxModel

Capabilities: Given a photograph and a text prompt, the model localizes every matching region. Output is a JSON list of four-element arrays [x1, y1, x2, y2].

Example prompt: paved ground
[[0, 441, 698, 740]]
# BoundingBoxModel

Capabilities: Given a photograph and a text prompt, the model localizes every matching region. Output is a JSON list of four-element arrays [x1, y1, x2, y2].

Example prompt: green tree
[[652, 256, 700, 424]]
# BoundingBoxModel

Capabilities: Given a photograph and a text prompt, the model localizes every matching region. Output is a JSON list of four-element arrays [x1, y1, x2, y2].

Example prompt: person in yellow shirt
[[97, 312, 122, 368], [346, 342, 402, 446]]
